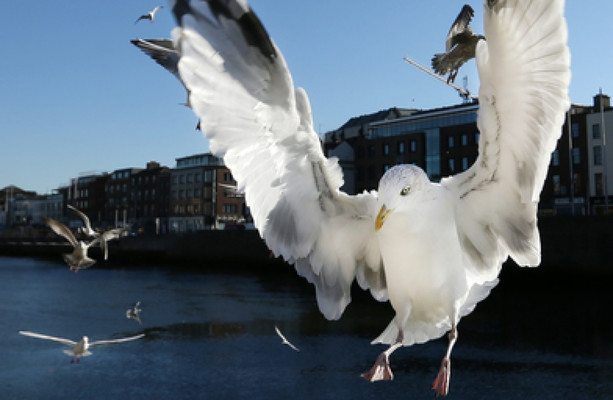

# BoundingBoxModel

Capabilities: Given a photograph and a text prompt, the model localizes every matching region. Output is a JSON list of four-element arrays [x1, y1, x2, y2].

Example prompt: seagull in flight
[[135, 6, 163, 24], [67, 204, 100, 238], [99, 227, 129, 261], [431, 4, 484, 84], [42, 217, 100, 272], [138, 0, 570, 395], [274, 326, 299, 352], [19, 331, 145, 363], [126, 301, 143, 325]]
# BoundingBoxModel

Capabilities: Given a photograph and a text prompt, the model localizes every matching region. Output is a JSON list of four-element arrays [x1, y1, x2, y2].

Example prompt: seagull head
[[375, 165, 430, 231]]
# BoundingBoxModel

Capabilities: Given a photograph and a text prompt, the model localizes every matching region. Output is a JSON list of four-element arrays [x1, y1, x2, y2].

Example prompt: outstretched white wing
[[442, 0, 570, 283], [153, 0, 385, 320], [42, 217, 78, 248], [19, 331, 77, 347], [67, 205, 94, 234], [89, 333, 145, 348]]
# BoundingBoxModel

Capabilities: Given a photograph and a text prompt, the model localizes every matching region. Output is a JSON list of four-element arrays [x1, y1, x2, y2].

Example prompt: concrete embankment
[[1, 217, 612, 276]]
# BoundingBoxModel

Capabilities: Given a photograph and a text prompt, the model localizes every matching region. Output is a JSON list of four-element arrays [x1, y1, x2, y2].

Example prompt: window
[[595, 173, 604, 195], [448, 158, 455, 173], [475, 132, 480, 144], [223, 204, 238, 213], [551, 150, 559, 166], [572, 148, 580, 165], [187, 174, 193, 183], [382, 143, 390, 156], [195, 173, 201, 183], [223, 172, 234, 182], [593, 123, 601, 139], [572, 123, 580, 138], [461, 157, 469, 171], [448, 136, 455, 148], [397, 141, 405, 155], [461, 134, 468, 146], [179, 175, 185, 184], [204, 170, 213, 183], [593, 146, 602, 166], [553, 175, 561, 195], [410, 140, 417, 152], [573, 173, 581, 195]]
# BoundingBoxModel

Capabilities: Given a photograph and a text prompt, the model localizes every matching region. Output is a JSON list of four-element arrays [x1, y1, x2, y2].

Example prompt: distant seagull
[[19, 330, 145, 363], [135, 6, 163, 24], [98, 227, 128, 261], [431, 5, 484, 83], [126, 301, 142, 325], [67, 204, 100, 238], [274, 326, 299, 352], [42, 217, 100, 271]]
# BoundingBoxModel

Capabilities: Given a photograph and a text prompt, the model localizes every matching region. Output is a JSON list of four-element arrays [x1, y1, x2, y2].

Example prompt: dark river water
[[0, 256, 611, 399]]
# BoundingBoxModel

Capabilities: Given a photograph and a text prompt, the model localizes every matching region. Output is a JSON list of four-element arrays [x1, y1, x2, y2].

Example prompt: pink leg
[[361, 336, 403, 382], [432, 325, 458, 396]]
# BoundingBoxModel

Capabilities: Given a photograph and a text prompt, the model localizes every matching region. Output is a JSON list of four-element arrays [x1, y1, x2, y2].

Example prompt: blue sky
[[1, 1, 609, 194]]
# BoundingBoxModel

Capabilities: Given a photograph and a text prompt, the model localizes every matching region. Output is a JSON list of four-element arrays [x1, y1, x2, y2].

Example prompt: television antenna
[[403, 56, 477, 102]]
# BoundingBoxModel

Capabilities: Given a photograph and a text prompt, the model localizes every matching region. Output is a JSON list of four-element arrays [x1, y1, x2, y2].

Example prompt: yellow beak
[[375, 205, 392, 231]]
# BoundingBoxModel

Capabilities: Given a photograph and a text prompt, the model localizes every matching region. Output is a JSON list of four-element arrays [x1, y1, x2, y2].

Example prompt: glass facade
[[370, 110, 477, 138], [425, 128, 441, 179], [369, 108, 478, 181]]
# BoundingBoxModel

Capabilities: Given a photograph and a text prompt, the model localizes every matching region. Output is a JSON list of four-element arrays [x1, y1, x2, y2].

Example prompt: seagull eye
[[400, 186, 411, 196]]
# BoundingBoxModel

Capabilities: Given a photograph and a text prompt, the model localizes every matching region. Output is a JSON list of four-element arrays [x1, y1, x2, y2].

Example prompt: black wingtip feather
[[173, 0, 277, 62]]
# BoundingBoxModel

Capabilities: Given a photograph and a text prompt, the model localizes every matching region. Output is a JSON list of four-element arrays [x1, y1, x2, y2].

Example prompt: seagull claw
[[431, 357, 451, 396], [361, 351, 394, 382]]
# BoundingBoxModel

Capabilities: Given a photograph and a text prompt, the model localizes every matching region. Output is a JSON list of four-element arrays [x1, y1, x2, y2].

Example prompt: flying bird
[[135, 6, 163, 24], [99, 227, 129, 261], [67, 204, 100, 238], [42, 217, 100, 271], [19, 330, 145, 363], [431, 5, 484, 84], [126, 301, 143, 325], [139, 0, 570, 395], [274, 326, 300, 352]]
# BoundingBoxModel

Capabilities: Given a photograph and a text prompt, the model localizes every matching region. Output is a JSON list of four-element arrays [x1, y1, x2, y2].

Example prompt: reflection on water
[[0, 256, 611, 399]]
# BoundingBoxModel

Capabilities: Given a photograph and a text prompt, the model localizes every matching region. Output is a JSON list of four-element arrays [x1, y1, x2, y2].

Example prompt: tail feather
[[431, 53, 450, 75]]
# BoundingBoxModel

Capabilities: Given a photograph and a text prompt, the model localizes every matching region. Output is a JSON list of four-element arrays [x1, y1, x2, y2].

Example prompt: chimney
[[594, 92, 610, 111], [146, 161, 160, 170]]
